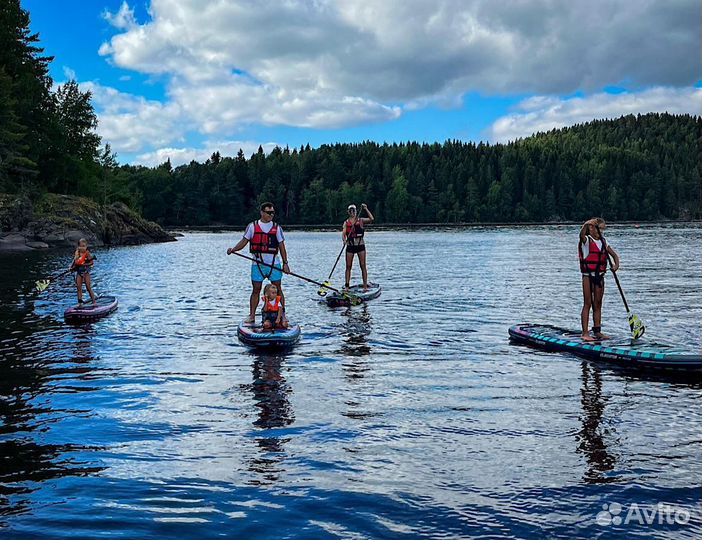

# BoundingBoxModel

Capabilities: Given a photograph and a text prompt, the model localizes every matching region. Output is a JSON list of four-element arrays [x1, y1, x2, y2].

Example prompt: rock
[[0, 232, 32, 251], [26, 241, 49, 249], [0, 193, 175, 252]]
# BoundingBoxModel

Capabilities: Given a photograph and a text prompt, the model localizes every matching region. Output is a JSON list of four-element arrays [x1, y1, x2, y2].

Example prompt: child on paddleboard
[[261, 283, 288, 330], [579, 218, 619, 341], [72, 238, 96, 305]]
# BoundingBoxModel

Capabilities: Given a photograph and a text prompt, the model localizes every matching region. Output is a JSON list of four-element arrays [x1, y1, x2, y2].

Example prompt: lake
[[0, 224, 700, 539]]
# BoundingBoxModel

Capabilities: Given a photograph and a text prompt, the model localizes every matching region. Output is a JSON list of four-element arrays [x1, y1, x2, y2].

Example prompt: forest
[[2, 0, 700, 227]]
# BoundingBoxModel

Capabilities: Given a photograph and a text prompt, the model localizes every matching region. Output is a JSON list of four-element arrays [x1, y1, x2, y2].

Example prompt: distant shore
[[168, 220, 702, 234]]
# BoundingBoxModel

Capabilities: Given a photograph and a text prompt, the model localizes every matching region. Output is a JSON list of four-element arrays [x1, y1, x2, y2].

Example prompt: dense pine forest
[[1, 0, 700, 227]]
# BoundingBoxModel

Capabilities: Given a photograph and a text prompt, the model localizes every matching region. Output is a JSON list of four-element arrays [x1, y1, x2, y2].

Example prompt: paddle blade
[[628, 313, 646, 339], [35, 279, 50, 292], [317, 281, 331, 297]]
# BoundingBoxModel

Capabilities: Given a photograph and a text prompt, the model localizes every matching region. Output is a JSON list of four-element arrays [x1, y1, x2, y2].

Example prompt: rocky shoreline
[[0, 193, 175, 252]]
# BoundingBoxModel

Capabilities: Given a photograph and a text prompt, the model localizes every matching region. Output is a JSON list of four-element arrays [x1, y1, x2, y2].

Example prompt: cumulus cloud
[[93, 0, 699, 156], [80, 82, 185, 152], [102, 1, 137, 30], [134, 140, 281, 167], [100, 1, 698, 101], [485, 86, 702, 143]]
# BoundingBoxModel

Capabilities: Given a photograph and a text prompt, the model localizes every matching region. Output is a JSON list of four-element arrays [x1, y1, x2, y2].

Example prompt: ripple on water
[[0, 226, 700, 539]]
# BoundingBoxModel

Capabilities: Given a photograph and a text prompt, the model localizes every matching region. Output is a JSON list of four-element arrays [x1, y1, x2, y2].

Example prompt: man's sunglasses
[[262, 210, 275, 215]]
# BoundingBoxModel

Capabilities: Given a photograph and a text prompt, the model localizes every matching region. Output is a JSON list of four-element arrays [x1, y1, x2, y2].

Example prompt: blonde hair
[[263, 283, 278, 295]]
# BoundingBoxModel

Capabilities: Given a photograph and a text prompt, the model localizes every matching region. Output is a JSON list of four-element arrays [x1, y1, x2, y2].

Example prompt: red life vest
[[249, 221, 279, 254], [262, 295, 282, 312], [345, 218, 364, 239], [579, 237, 608, 275]]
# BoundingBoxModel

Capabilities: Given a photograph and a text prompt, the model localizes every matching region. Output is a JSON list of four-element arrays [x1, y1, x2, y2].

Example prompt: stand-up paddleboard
[[64, 295, 118, 324], [237, 321, 301, 348], [508, 323, 701, 372], [326, 283, 381, 307]]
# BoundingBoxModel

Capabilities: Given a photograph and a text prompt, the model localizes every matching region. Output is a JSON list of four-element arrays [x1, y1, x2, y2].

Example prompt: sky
[[24, 0, 701, 167]]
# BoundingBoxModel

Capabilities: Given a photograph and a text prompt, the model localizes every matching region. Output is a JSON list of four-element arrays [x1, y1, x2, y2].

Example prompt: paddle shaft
[[233, 251, 348, 296], [326, 243, 346, 282], [595, 226, 631, 313], [605, 252, 631, 313]]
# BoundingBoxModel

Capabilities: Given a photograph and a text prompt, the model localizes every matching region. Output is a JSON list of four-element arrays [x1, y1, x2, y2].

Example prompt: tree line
[[1, 0, 700, 226], [0, 0, 107, 200], [109, 113, 700, 225]]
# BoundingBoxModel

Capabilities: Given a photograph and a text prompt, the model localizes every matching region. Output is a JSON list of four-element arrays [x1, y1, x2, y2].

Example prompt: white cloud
[[103, 1, 137, 30], [80, 82, 185, 153], [134, 140, 281, 167], [99, 1, 698, 105], [486, 87, 702, 143], [62, 66, 77, 81], [93, 1, 699, 157]]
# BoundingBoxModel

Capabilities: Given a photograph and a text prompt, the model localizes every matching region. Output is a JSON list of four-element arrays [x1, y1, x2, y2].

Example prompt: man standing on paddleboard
[[227, 202, 290, 323]]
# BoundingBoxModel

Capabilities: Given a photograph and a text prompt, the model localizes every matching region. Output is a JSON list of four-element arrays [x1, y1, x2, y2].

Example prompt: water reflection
[[0, 319, 104, 521], [339, 305, 372, 362], [576, 362, 617, 484], [245, 353, 294, 485]]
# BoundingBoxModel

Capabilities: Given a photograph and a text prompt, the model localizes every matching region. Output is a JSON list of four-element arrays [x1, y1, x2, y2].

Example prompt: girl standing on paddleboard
[[72, 238, 97, 305], [343, 203, 374, 291], [579, 218, 620, 341]]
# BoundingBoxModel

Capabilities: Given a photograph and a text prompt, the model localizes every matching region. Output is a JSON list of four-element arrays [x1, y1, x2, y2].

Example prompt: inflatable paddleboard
[[237, 321, 301, 348], [326, 283, 381, 307], [64, 295, 118, 324], [509, 323, 701, 372]]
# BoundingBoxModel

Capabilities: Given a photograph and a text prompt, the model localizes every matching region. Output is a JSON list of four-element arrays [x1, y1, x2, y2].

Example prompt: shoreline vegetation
[[168, 219, 702, 234], [1, 2, 700, 251]]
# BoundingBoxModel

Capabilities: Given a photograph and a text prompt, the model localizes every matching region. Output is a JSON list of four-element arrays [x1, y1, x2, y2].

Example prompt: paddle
[[596, 226, 645, 339], [230, 251, 363, 305], [317, 242, 346, 297], [318, 205, 367, 296], [35, 268, 73, 292]]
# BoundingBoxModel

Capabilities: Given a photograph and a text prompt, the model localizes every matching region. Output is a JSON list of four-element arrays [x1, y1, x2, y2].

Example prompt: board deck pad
[[325, 283, 381, 307], [509, 323, 701, 372], [237, 321, 301, 348], [64, 295, 118, 324]]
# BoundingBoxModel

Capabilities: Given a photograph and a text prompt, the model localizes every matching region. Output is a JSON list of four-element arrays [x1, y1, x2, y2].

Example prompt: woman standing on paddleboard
[[343, 203, 374, 291], [579, 217, 620, 341]]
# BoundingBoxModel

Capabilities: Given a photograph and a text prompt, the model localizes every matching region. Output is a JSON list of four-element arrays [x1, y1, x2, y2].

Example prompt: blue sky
[[24, 0, 700, 166]]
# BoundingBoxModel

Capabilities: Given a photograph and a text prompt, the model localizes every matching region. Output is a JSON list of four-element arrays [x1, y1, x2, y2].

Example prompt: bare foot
[[594, 332, 610, 340], [245, 315, 255, 324], [581, 333, 596, 342]]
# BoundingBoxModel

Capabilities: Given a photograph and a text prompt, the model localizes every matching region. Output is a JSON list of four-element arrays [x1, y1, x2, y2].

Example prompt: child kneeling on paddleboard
[[72, 238, 97, 305], [261, 283, 288, 330], [579, 218, 620, 341]]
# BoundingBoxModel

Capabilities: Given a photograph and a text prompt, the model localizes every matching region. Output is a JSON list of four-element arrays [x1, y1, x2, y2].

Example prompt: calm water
[[0, 225, 700, 540]]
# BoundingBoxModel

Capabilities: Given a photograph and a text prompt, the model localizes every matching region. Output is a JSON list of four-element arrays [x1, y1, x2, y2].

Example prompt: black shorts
[[346, 243, 366, 254], [261, 310, 281, 326]]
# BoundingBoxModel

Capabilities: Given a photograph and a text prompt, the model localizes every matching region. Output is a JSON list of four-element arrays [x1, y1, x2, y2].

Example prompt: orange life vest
[[75, 250, 92, 266], [262, 295, 282, 312], [250, 221, 280, 254]]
